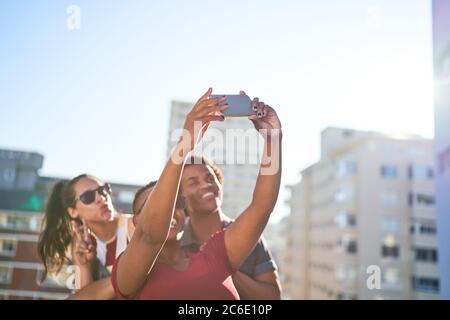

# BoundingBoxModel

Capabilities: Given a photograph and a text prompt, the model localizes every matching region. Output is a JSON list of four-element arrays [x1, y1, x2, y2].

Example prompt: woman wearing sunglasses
[[38, 174, 134, 289]]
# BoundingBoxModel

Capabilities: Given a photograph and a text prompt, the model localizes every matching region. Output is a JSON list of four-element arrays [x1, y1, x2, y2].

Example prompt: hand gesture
[[71, 219, 96, 267]]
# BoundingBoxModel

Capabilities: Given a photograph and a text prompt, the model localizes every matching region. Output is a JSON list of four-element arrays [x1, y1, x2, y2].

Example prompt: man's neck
[[189, 209, 230, 244]]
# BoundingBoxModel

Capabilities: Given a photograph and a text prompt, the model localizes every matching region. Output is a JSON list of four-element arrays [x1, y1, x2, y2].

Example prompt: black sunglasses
[[75, 183, 112, 205]]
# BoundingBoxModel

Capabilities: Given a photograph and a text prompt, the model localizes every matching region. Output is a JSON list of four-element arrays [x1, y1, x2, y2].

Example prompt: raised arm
[[115, 88, 228, 296], [225, 94, 282, 270]]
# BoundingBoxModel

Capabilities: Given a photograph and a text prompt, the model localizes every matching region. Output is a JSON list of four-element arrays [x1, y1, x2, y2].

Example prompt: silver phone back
[[211, 94, 254, 117]]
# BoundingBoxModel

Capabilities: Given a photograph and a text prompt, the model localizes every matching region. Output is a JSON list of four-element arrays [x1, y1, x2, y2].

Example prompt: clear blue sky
[[0, 0, 434, 219]]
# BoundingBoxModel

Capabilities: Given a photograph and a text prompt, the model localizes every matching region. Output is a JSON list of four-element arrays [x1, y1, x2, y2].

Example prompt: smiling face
[[179, 164, 223, 218], [132, 186, 185, 241], [67, 177, 116, 223]]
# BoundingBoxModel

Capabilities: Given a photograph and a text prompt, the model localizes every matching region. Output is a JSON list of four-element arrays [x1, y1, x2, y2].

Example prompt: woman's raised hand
[[71, 219, 96, 267]]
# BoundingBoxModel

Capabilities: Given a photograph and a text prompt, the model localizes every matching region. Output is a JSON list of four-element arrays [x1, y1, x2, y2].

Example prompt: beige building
[[283, 127, 439, 300], [167, 100, 261, 219]]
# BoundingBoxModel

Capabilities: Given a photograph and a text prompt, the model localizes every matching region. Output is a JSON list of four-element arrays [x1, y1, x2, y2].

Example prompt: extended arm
[[225, 96, 282, 270], [116, 88, 228, 296]]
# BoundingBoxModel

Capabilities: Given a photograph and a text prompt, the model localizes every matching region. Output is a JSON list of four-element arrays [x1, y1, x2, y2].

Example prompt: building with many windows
[[432, 0, 450, 299], [283, 128, 439, 300]]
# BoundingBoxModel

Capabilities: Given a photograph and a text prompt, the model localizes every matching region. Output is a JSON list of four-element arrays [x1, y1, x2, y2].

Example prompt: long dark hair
[[37, 174, 90, 280]]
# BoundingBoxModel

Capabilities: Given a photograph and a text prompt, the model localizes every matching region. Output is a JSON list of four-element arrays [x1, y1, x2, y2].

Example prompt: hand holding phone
[[210, 94, 255, 117]]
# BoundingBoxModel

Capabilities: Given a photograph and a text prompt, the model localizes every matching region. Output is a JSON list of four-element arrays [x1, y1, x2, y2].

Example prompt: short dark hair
[[132, 181, 158, 215], [132, 180, 186, 215], [185, 155, 224, 186]]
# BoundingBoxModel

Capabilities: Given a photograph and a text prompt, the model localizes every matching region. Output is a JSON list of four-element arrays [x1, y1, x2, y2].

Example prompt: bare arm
[[116, 88, 228, 296], [77, 264, 94, 289], [115, 143, 189, 296], [232, 270, 282, 300], [67, 277, 115, 300], [225, 96, 282, 270]]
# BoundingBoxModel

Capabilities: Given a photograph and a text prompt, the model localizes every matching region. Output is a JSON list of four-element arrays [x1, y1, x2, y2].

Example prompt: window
[[416, 194, 435, 206], [419, 224, 437, 235], [381, 191, 399, 207], [347, 242, 357, 254], [5, 215, 30, 230], [382, 268, 400, 287], [0, 239, 17, 257], [380, 218, 399, 233], [410, 221, 437, 235], [382, 235, 399, 258], [382, 245, 399, 258], [380, 165, 398, 178], [2, 168, 15, 182], [0, 266, 12, 285], [335, 265, 357, 281], [0, 214, 41, 231], [334, 211, 357, 228], [412, 276, 440, 293], [335, 158, 357, 178], [335, 186, 354, 203], [338, 235, 357, 255], [342, 130, 354, 137], [408, 148, 425, 157], [414, 248, 438, 263], [409, 165, 434, 179], [409, 193, 435, 207]]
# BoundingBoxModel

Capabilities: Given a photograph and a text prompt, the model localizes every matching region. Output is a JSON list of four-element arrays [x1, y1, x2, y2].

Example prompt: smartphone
[[210, 94, 255, 117]]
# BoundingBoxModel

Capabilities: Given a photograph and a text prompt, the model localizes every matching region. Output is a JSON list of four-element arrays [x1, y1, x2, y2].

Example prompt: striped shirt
[[91, 215, 132, 273]]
